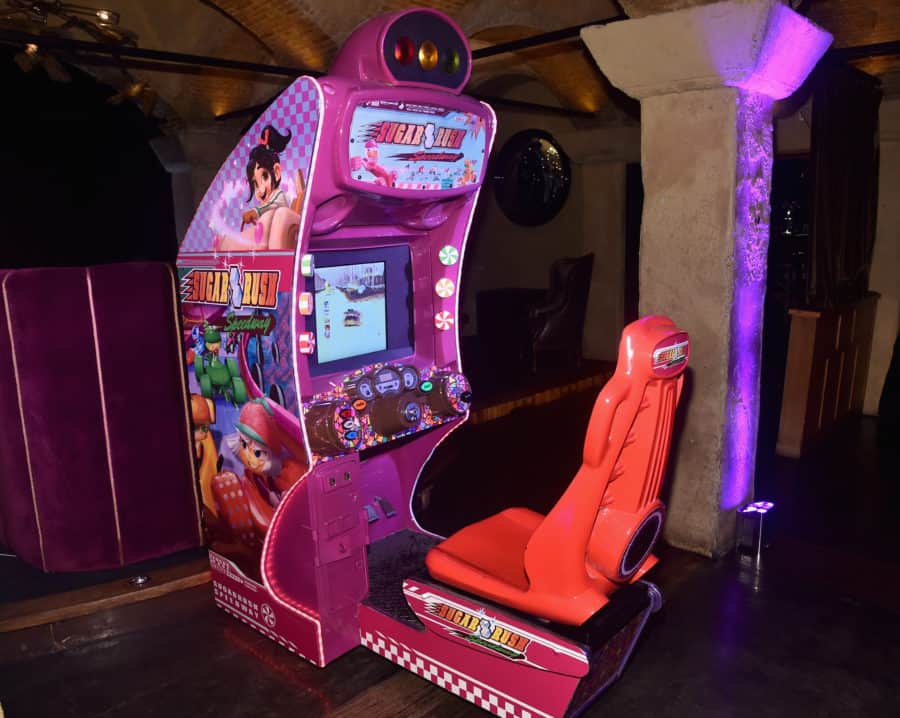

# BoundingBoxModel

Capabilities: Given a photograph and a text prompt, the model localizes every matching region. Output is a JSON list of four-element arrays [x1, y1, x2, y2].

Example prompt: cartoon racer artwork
[[343, 308, 362, 326], [210, 398, 307, 549], [193, 323, 248, 405], [350, 139, 398, 186]]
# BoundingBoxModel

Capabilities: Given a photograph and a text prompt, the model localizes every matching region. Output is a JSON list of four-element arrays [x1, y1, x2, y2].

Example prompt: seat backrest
[[523, 316, 689, 594]]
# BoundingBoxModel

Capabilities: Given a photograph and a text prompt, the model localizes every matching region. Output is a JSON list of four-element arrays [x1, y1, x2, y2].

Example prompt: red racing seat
[[426, 315, 689, 625]]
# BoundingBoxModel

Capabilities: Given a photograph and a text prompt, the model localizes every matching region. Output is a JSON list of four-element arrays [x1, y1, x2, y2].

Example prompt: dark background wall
[[1, 49, 176, 268]]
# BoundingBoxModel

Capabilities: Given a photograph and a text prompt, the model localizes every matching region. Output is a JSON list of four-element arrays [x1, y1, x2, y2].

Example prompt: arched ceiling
[[203, 0, 622, 116], [21, 0, 623, 122], [3, 0, 899, 124]]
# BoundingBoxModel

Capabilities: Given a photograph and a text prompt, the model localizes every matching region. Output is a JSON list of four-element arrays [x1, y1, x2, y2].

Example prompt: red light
[[394, 37, 415, 65]]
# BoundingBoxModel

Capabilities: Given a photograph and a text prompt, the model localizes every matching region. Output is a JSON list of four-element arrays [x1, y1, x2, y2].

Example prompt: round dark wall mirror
[[492, 130, 571, 226]]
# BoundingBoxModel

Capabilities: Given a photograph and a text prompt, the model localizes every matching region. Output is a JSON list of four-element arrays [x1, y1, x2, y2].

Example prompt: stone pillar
[[582, 0, 832, 555], [149, 135, 194, 244]]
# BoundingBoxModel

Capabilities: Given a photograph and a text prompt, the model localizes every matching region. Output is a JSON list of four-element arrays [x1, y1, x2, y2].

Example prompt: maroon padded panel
[[3, 268, 121, 571], [0, 269, 36, 560], [88, 263, 201, 564]]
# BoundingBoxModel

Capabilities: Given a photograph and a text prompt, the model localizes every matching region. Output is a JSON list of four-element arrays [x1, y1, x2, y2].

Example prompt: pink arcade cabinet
[[177, 9, 691, 718]]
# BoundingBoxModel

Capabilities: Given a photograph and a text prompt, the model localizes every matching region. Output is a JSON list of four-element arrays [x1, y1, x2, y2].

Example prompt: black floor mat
[[363, 530, 439, 629]]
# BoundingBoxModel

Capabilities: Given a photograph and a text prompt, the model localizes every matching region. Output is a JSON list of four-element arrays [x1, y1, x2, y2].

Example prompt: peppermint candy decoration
[[438, 245, 459, 266], [434, 311, 455, 331], [261, 603, 277, 628], [434, 278, 455, 298]]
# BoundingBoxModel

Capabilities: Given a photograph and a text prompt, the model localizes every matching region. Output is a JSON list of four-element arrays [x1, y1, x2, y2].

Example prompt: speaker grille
[[620, 510, 663, 578]]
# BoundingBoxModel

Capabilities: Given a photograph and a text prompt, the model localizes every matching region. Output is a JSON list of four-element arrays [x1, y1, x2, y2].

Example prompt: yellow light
[[25, 43, 38, 56], [418, 40, 439, 71]]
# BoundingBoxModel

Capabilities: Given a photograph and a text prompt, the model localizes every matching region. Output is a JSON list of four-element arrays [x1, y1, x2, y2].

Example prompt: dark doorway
[[624, 163, 643, 324], [1, 48, 176, 268], [756, 156, 811, 485]]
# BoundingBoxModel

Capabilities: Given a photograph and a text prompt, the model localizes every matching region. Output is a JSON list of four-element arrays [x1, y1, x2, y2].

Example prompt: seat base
[[360, 550, 662, 718], [426, 508, 622, 625]]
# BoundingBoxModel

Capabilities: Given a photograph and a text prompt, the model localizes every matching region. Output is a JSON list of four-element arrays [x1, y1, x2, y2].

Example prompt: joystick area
[[304, 363, 471, 457]]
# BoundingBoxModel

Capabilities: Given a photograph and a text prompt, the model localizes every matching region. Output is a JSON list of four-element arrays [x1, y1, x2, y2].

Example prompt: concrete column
[[582, 0, 831, 555]]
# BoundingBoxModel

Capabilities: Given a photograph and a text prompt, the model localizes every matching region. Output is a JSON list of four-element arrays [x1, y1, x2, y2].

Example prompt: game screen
[[314, 262, 387, 364]]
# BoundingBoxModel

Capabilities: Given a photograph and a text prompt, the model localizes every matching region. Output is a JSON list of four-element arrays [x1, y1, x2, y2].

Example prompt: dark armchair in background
[[529, 253, 594, 370], [476, 253, 594, 378]]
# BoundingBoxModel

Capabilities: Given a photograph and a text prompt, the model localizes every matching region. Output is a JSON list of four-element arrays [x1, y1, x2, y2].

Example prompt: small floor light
[[736, 500, 775, 564]]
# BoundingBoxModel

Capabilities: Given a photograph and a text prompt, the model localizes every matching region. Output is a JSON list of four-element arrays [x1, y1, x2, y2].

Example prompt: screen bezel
[[305, 245, 414, 377], [338, 88, 490, 200]]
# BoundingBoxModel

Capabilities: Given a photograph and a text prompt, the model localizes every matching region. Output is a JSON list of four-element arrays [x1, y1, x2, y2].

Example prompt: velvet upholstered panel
[[0, 263, 202, 572], [0, 268, 29, 556], [0, 268, 46, 567]]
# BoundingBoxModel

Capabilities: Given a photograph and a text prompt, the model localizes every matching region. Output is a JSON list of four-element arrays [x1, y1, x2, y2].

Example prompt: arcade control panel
[[303, 363, 471, 457]]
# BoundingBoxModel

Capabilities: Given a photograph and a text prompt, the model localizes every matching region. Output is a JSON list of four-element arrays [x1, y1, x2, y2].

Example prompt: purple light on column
[[721, 90, 773, 510], [731, 2, 834, 101], [709, 3, 831, 512]]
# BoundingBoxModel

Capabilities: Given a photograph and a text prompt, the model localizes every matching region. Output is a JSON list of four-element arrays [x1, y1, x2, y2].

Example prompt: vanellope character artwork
[[211, 398, 307, 549], [214, 124, 307, 252], [351, 139, 397, 186], [242, 125, 291, 225]]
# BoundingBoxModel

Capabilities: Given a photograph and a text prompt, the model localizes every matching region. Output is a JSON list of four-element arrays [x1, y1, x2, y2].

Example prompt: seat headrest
[[616, 315, 689, 380]]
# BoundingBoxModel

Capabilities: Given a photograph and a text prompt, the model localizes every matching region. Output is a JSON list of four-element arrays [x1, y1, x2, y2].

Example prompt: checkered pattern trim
[[361, 631, 546, 718], [395, 181, 441, 190], [182, 77, 320, 253], [213, 580, 317, 666]]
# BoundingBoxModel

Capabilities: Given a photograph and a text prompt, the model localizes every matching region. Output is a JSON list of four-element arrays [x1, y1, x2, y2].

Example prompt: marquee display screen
[[347, 100, 487, 191]]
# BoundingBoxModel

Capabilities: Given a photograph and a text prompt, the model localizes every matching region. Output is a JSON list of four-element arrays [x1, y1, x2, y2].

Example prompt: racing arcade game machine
[[176, 9, 690, 718]]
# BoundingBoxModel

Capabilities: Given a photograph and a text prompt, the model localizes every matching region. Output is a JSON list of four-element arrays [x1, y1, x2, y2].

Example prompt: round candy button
[[435, 278, 455, 298], [438, 245, 459, 266], [434, 311, 454, 331]]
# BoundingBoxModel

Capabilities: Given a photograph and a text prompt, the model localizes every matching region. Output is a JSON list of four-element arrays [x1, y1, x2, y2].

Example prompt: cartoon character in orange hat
[[211, 398, 308, 546], [190, 394, 220, 518]]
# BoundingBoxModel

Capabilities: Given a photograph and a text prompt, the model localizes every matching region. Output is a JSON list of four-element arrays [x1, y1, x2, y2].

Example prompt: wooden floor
[[0, 558, 210, 634], [1, 418, 899, 717]]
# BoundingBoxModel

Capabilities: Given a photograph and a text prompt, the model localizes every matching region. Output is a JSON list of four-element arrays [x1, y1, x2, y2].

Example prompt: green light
[[420, 381, 433, 393], [444, 48, 460, 74]]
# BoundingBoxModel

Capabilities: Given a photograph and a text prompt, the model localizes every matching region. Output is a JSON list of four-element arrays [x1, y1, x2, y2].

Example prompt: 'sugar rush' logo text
[[181, 267, 279, 310], [371, 121, 466, 150], [427, 602, 531, 660]]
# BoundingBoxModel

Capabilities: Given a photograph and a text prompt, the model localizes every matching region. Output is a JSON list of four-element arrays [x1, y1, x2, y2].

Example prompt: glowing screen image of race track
[[314, 262, 387, 364]]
